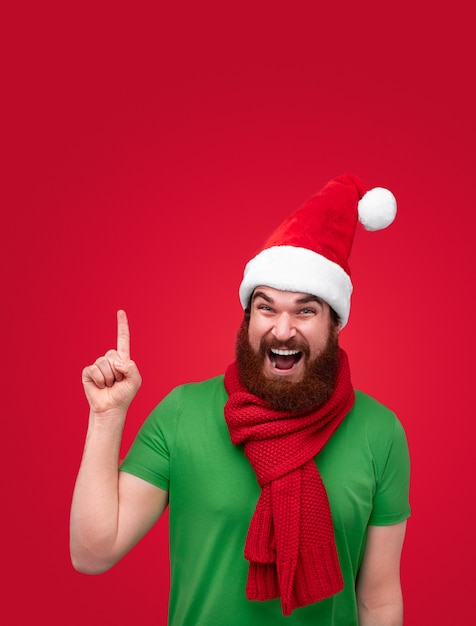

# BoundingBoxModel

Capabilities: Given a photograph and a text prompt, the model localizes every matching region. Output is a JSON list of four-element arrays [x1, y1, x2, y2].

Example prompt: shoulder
[[349, 390, 406, 438], [179, 374, 226, 395], [148, 374, 227, 429], [164, 375, 227, 407], [340, 390, 409, 467], [352, 389, 398, 420], [129, 375, 228, 457]]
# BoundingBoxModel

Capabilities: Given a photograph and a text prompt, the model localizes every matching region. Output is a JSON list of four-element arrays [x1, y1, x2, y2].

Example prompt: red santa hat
[[239, 173, 397, 328]]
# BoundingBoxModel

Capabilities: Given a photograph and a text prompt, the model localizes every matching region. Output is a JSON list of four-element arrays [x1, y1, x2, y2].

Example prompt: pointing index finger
[[117, 309, 131, 360]]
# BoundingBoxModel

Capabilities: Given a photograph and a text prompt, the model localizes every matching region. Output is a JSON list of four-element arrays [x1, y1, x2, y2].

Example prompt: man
[[71, 174, 410, 625]]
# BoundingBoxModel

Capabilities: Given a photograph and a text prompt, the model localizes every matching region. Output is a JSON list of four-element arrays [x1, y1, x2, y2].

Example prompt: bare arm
[[70, 310, 168, 574], [356, 521, 407, 626]]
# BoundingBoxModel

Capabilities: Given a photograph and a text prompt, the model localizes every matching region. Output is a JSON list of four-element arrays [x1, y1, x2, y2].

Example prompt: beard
[[235, 317, 340, 413]]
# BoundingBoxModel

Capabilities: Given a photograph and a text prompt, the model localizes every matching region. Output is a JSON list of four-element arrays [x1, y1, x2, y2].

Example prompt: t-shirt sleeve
[[368, 417, 411, 525], [120, 386, 182, 491]]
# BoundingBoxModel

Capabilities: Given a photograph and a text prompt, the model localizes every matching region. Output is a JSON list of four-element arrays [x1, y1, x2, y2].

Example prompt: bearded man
[[70, 174, 411, 626]]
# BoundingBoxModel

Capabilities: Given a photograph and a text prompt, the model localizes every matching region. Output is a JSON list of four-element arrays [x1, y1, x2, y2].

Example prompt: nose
[[271, 312, 296, 342]]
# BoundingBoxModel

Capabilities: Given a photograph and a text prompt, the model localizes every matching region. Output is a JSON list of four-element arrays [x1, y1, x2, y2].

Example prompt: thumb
[[114, 358, 141, 386], [114, 359, 131, 375]]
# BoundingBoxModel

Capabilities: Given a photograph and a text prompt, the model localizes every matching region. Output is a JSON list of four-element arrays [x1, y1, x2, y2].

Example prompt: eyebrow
[[295, 295, 325, 305], [252, 290, 273, 303], [252, 291, 325, 306]]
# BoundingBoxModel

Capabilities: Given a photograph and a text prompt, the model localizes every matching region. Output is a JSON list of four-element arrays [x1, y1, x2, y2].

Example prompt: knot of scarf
[[224, 348, 355, 616]]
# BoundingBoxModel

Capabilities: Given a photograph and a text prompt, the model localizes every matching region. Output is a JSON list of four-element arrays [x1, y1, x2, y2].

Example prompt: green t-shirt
[[121, 376, 410, 626]]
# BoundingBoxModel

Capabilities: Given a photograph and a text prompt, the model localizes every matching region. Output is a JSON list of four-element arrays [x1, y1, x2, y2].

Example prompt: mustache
[[259, 335, 310, 357]]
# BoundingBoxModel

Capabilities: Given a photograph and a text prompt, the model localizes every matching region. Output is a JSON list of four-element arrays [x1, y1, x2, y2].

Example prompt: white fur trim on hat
[[239, 245, 353, 328]]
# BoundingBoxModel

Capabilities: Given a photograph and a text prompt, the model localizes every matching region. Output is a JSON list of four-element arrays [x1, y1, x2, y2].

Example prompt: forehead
[[252, 286, 326, 306]]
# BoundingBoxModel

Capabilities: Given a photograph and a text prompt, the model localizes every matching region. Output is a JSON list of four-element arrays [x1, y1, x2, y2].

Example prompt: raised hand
[[82, 310, 142, 416]]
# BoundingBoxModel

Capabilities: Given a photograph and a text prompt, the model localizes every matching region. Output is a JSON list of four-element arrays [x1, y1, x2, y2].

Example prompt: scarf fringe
[[246, 541, 344, 616]]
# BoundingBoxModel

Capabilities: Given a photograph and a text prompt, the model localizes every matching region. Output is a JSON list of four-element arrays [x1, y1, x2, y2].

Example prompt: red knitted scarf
[[224, 348, 355, 616]]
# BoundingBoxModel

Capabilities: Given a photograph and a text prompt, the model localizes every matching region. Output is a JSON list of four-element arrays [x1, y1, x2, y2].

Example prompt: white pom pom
[[358, 187, 397, 232]]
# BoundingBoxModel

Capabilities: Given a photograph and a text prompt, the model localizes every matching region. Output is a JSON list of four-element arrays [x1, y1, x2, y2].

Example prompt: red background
[[2, 2, 475, 624]]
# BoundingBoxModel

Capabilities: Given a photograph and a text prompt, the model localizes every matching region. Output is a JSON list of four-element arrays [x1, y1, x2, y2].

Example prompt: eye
[[299, 307, 316, 315], [258, 304, 273, 312]]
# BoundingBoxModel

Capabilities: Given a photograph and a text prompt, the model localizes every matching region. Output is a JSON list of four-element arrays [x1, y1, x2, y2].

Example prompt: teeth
[[270, 349, 300, 356]]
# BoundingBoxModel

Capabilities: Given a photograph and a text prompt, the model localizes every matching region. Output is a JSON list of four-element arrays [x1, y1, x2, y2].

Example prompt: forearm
[[70, 411, 126, 573], [357, 593, 403, 626], [357, 522, 406, 626]]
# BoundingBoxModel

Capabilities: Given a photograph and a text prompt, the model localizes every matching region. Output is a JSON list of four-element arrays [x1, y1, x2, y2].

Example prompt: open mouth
[[268, 348, 303, 370]]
